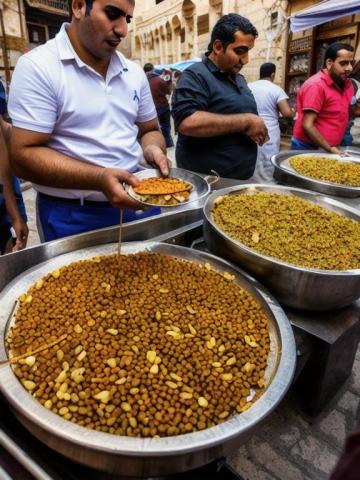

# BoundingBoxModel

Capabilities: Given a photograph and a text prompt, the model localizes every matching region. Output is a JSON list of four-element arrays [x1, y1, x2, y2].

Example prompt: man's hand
[[98, 168, 142, 209], [328, 146, 349, 156], [11, 217, 29, 252], [243, 114, 270, 145], [143, 145, 170, 176]]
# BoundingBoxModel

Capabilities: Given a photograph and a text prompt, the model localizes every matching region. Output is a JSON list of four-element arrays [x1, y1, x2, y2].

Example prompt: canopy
[[290, 0, 360, 32], [154, 58, 201, 74]]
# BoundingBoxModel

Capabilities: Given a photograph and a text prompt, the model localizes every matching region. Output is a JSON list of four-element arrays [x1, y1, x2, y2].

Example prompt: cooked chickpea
[[6, 253, 270, 437]]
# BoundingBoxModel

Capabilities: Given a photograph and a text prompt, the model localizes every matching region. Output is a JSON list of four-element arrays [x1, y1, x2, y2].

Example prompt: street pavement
[[20, 145, 360, 480]]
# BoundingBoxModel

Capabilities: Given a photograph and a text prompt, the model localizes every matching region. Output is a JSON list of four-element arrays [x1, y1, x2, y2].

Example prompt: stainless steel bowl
[[203, 185, 360, 311], [0, 242, 296, 477], [272, 150, 360, 198]]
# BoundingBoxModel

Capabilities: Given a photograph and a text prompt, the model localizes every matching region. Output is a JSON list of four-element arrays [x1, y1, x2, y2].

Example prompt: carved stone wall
[[0, 0, 27, 85], [132, 0, 290, 86]]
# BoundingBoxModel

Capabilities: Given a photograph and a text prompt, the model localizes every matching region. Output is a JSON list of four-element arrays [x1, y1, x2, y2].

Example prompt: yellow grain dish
[[289, 155, 360, 187], [211, 193, 360, 270], [6, 253, 270, 437]]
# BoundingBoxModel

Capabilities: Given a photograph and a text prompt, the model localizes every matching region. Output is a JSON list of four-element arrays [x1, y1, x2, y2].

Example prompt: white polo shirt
[[8, 23, 157, 200]]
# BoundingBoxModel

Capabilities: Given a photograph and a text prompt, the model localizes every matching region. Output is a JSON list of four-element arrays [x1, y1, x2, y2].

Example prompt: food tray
[[272, 151, 360, 197], [203, 184, 360, 310], [0, 242, 295, 477]]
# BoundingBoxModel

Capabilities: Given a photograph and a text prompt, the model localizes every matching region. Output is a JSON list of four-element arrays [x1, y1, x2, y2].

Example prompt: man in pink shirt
[[292, 43, 355, 155]]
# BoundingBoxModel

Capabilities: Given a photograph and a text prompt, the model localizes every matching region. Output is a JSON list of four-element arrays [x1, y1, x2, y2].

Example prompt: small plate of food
[[128, 168, 215, 207]]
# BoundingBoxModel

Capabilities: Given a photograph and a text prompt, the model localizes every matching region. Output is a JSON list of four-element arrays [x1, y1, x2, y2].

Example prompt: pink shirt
[[293, 70, 354, 146]]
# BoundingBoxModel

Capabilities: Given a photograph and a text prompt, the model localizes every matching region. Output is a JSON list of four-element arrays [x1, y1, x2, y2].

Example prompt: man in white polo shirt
[[8, 0, 169, 241]]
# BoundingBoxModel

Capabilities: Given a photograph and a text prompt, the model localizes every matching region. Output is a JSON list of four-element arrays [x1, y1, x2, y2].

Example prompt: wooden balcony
[[25, 0, 69, 16]]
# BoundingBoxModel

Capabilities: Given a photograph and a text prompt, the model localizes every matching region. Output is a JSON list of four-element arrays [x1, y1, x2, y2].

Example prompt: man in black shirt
[[172, 14, 269, 179]]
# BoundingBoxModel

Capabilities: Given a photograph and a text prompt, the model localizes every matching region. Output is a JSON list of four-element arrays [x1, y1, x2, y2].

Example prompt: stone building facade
[[0, 0, 27, 86], [0, 0, 68, 88], [131, 0, 289, 85]]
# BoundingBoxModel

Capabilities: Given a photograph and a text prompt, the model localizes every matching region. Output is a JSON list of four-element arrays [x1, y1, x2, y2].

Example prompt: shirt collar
[[320, 68, 352, 91], [203, 52, 244, 91], [203, 53, 223, 75], [55, 22, 128, 74]]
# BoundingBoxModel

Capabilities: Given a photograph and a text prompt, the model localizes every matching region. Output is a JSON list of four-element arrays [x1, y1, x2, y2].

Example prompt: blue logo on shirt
[[133, 90, 139, 102]]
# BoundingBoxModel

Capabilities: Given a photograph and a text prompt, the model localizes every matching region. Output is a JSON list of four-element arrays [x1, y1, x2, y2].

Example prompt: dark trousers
[[157, 107, 174, 148]]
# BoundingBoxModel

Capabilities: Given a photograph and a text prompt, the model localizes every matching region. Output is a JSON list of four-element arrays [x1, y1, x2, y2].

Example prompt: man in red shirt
[[144, 63, 174, 148], [292, 43, 355, 155]]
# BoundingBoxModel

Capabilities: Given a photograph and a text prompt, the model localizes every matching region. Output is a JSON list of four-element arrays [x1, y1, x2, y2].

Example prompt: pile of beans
[[6, 253, 270, 437], [289, 155, 360, 187], [211, 193, 360, 270]]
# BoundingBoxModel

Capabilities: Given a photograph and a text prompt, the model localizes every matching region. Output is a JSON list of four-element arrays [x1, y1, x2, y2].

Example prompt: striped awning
[[290, 0, 360, 32]]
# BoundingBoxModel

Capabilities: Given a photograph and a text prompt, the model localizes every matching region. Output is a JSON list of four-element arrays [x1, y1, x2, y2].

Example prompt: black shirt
[[172, 56, 258, 179]]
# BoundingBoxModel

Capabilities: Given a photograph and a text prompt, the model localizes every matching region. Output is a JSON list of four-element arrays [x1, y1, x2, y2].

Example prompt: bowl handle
[[204, 170, 220, 187]]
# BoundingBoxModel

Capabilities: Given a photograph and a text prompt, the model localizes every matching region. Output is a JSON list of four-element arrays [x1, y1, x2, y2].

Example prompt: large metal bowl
[[203, 185, 360, 311], [0, 242, 295, 477], [272, 150, 360, 198]]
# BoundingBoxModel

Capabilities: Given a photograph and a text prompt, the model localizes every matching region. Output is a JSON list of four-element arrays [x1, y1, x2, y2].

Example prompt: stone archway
[[159, 24, 167, 64], [145, 30, 154, 63], [134, 35, 142, 64], [165, 21, 173, 63], [171, 15, 181, 63], [209, 0, 223, 31], [154, 27, 160, 64], [181, 0, 197, 60]]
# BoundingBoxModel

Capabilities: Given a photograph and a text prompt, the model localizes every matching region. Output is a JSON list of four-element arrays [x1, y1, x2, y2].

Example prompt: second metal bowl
[[272, 150, 360, 198], [203, 185, 360, 311]]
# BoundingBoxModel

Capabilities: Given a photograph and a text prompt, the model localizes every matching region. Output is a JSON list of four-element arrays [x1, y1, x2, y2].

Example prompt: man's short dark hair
[[68, 0, 93, 17], [324, 43, 354, 66], [260, 62, 276, 79], [207, 13, 258, 53], [143, 63, 154, 73], [68, 0, 134, 18], [68, 0, 93, 16]]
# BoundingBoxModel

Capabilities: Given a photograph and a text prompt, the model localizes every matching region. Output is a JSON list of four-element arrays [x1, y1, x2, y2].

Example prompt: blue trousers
[[291, 137, 317, 151], [37, 193, 160, 242], [157, 107, 174, 148]]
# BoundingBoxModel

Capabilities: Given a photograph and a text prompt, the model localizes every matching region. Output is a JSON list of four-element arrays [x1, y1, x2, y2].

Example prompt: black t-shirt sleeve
[[171, 69, 210, 128]]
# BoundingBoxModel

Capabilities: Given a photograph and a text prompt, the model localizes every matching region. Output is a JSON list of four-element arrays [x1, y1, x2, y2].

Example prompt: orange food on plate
[[133, 177, 192, 195]]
